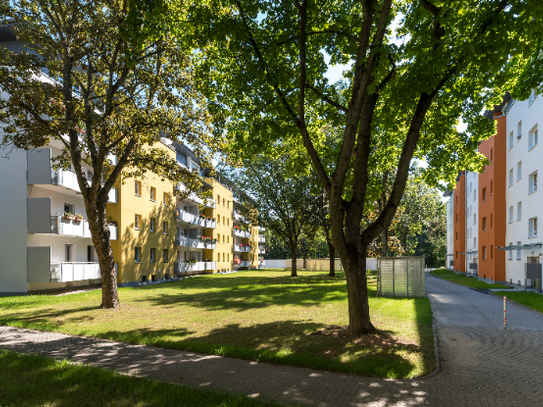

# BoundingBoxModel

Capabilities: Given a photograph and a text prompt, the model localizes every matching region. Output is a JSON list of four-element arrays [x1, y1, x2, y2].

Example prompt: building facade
[[445, 91, 542, 288]]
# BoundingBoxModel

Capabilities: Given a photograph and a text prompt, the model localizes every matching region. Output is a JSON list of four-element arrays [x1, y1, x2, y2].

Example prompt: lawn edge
[[490, 291, 543, 316]]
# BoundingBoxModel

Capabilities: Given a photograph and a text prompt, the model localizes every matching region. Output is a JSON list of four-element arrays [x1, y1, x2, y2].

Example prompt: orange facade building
[[453, 172, 466, 272], [478, 113, 507, 281]]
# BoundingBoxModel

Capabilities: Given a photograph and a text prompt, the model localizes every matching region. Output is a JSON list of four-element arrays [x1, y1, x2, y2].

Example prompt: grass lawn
[[0, 270, 434, 379], [494, 291, 543, 313], [430, 268, 512, 289], [0, 349, 280, 407]]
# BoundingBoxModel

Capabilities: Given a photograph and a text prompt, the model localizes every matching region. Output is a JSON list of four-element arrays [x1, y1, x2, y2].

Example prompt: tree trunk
[[290, 247, 298, 277], [87, 203, 119, 309], [328, 240, 335, 277], [344, 254, 376, 335], [381, 229, 388, 257]]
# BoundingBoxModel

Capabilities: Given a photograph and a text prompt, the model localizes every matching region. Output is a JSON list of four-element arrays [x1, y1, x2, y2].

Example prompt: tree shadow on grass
[[151, 320, 420, 378], [135, 274, 348, 312]]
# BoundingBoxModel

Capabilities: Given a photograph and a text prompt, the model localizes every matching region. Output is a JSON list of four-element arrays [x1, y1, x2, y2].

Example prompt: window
[[516, 202, 522, 221], [473, 190, 476, 202], [517, 161, 522, 181], [517, 241, 522, 260], [509, 131, 514, 149], [482, 246, 487, 260], [482, 187, 487, 202], [491, 213, 493, 229], [135, 247, 142, 263], [163, 192, 169, 206], [223, 198, 225, 207], [217, 253, 221, 262], [150, 218, 156, 232], [135, 214, 142, 230], [222, 253, 225, 262], [223, 216, 226, 225], [150, 186, 156, 201], [64, 203, 74, 215], [490, 148, 493, 163], [529, 124, 538, 149], [469, 183, 472, 195], [508, 242, 513, 260], [163, 249, 169, 263], [456, 195, 458, 204], [474, 237, 477, 249], [509, 206, 513, 223], [135, 180, 141, 196], [456, 232, 458, 241], [163, 221, 168, 234], [455, 251, 458, 260], [509, 169, 513, 186], [529, 171, 538, 194], [176, 151, 188, 166], [490, 245, 494, 260], [150, 248, 156, 263], [529, 217, 538, 238], [482, 217, 487, 231], [217, 194, 221, 205], [490, 180, 493, 195], [529, 88, 538, 105], [517, 121, 522, 140], [474, 213, 476, 225]]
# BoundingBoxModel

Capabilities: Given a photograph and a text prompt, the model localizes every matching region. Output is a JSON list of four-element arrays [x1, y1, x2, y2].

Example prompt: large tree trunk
[[290, 247, 298, 277], [87, 203, 119, 309], [344, 254, 376, 335], [328, 240, 335, 277]]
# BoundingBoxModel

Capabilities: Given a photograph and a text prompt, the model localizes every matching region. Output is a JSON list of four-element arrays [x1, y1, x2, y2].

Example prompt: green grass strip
[[494, 291, 543, 313], [0, 349, 280, 407], [430, 268, 511, 289]]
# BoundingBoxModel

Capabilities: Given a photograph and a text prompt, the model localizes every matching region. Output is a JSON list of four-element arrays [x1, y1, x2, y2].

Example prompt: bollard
[[503, 296, 507, 330]]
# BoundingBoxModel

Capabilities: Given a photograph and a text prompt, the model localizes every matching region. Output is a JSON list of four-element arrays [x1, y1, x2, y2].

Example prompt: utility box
[[377, 256, 426, 298]]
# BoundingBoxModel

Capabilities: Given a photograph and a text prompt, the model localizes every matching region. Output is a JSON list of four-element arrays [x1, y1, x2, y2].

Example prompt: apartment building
[[445, 91, 542, 288]]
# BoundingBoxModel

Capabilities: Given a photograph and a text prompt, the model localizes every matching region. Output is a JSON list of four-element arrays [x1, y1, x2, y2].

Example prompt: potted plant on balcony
[[233, 256, 241, 266], [63, 212, 74, 221], [74, 213, 84, 222]]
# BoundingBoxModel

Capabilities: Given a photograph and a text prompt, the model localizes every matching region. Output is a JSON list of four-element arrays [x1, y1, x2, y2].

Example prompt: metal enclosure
[[377, 256, 426, 298]]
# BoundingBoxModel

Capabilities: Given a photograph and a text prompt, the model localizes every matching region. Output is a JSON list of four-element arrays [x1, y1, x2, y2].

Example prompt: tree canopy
[[188, 0, 542, 335]]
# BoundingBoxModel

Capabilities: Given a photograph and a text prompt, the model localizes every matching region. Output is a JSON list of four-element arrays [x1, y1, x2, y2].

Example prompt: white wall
[[27, 234, 92, 264], [446, 192, 455, 269], [0, 146, 28, 294], [465, 171, 479, 273], [505, 92, 543, 285]]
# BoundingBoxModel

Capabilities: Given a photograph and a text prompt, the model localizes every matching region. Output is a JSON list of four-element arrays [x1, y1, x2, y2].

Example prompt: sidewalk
[[1, 276, 543, 406]]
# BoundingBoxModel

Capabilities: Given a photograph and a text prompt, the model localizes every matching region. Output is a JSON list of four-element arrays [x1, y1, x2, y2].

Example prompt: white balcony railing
[[175, 234, 205, 249], [175, 183, 206, 205], [50, 262, 100, 282], [205, 261, 216, 271], [205, 242, 216, 250], [234, 229, 251, 239], [240, 261, 250, 268], [175, 261, 205, 273], [205, 199, 216, 208], [50, 215, 117, 240], [258, 235, 266, 243], [234, 243, 241, 252], [259, 248, 266, 254], [258, 226, 265, 232], [234, 211, 248, 224], [240, 246, 251, 253], [50, 169, 118, 204], [174, 208, 214, 228]]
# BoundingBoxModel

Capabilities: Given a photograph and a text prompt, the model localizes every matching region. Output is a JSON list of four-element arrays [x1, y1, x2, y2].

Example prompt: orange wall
[[478, 114, 507, 281], [453, 172, 466, 273]]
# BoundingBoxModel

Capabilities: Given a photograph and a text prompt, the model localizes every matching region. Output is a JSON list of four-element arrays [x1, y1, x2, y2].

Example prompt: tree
[[227, 154, 320, 277], [0, 0, 216, 308], [191, 0, 541, 335]]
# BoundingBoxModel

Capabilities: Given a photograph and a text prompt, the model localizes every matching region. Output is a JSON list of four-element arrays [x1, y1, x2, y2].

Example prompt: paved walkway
[[1, 275, 543, 406]]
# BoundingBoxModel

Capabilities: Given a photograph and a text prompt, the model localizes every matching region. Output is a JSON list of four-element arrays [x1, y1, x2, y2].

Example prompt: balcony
[[205, 242, 216, 250], [234, 211, 248, 224], [50, 262, 101, 282], [240, 261, 250, 268], [27, 149, 117, 203], [259, 247, 266, 254], [205, 261, 216, 271], [47, 215, 118, 240], [174, 208, 215, 228], [258, 226, 265, 232], [175, 234, 205, 249], [205, 199, 216, 208], [258, 235, 266, 243], [234, 229, 251, 239], [175, 261, 205, 274]]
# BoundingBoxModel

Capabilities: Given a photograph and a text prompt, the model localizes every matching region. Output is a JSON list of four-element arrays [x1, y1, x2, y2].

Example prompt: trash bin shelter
[[377, 256, 425, 298]]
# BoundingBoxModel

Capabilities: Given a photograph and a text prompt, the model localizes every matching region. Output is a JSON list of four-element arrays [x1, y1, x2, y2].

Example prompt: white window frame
[[517, 161, 522, 181], [529, 124, 538, 150], [529, 217, 538, 238], [529, 171, 538, 194], [517, 121, 522, 140], [508, 206, 513, 224], [517, 202, 522, 221]]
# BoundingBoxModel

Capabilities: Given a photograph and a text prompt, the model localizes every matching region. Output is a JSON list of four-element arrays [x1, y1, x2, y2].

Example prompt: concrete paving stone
[[1, 275, 543, 406]]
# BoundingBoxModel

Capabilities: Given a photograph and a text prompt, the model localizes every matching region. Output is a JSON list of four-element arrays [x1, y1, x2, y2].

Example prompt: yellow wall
[[111, 143, 177, 284], [208, 178, 234, 272]]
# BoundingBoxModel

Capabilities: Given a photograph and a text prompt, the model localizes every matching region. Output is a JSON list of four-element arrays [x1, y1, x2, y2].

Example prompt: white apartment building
[[465, 170, 479, 275], [504, 91, 542, 287]]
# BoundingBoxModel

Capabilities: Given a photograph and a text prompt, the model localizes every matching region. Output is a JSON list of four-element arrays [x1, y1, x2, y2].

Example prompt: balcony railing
[[234, 211, 249, 224], [205, 261, 216, 271], [49, 169, 118, 203], [175, 234, 205, 249], [239, 261, 250, 268], [175, 261, 205, 273], [234, 229, 251, 239], [258, 235, 266, 243], [50, 215, 117, 240], [50, 262, 100, 282], [259, 248, 266, 254], [258, 226, 265, 232], [205, 242, 216, 250], [174, 208, 215, 228]]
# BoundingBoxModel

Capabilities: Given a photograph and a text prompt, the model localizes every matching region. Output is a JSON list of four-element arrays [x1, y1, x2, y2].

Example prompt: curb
[[418, 319, 441, 380], [489, 292, 543, 316]]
